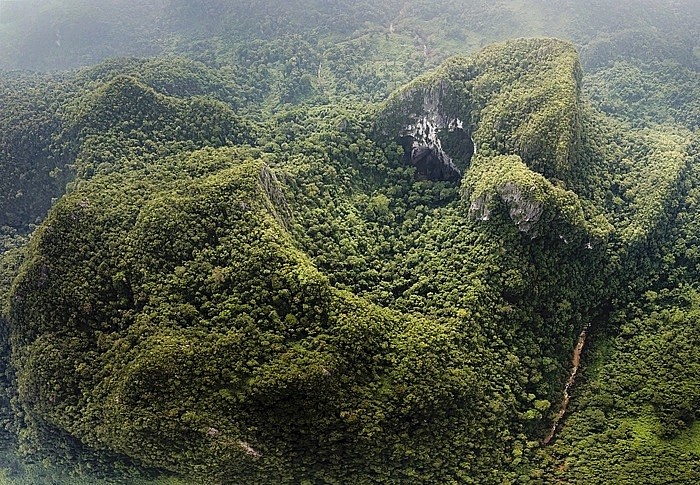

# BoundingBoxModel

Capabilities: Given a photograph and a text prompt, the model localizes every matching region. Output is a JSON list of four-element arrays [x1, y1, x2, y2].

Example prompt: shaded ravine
[[543, 325, 590, 445]]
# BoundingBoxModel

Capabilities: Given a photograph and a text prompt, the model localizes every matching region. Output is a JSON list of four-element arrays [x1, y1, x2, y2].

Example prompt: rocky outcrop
[[400, 114, 474, 181], [375, 38, 584, 182], [375, 76, 474, 182], [258, 165, 291, 228], [467, 182, 543, 233], [462, 154, 607, 239], [395, 106, 470, 182], [498, 182, 544, 232]]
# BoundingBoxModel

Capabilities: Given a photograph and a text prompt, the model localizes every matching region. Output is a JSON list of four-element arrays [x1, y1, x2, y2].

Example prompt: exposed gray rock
[[380, 81, 473, 182], [404, 139, 462, 181], [468, 183, 544, 233], [399, 116, 465, 181], [258, 165, 291, 228], [498, 182, 543, 232], [238, 440, 262, 458], [468, 194, 492, 221]]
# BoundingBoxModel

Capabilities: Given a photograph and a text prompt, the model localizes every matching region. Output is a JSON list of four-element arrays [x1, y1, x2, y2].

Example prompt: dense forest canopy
[[0, 1, 698, 483]]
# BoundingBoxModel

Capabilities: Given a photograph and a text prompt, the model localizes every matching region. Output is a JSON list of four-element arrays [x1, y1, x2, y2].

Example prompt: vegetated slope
[[1, 1, 694, 239], [545, 286, 700, 484], [0, 36, 697, 483], [0, 57, 261, 253], [0, 73, 76, 234], [2, 1, 697, 110], [584, 59, 699, 130], [542, 134, 700, 484]]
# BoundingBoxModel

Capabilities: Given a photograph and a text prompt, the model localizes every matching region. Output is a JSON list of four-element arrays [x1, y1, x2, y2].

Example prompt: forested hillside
[[0, 1, 698, 483]]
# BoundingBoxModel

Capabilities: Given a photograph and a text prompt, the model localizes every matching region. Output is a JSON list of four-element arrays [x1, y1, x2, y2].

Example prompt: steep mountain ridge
[[0, 33, 697, 484]]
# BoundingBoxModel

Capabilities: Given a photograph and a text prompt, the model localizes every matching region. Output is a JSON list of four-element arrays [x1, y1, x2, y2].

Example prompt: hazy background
[[0, 2, 698, 484], [0, 1, 697, 72], [1, 0, 696, 128]]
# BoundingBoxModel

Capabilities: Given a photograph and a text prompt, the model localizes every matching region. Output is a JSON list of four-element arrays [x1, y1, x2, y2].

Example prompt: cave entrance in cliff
[[397, 126, 474, 181], [437, 126, 475, 172]]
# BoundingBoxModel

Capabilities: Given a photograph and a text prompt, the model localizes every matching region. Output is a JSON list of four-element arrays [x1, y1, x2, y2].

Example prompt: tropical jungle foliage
[[0, 1, 698, 483]]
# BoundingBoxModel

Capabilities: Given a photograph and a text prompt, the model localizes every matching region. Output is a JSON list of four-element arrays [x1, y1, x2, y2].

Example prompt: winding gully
[[543, 325, 590, 445]]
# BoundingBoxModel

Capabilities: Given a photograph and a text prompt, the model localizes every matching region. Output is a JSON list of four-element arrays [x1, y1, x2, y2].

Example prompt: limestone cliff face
[[498, 182, 545, 233], [374, 38, 583, 184], [398, 114, 464, 181], [461, 153, 612, 247], [394, 82, 467, 180], [468, 181, 544, 233], [374, 38, 590, 236], [374, 77, 473, 182]]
